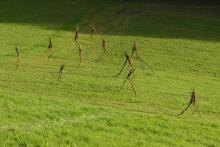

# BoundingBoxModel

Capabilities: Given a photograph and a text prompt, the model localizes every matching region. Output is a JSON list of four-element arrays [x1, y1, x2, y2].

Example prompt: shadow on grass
[[0, 0, 220, 41]]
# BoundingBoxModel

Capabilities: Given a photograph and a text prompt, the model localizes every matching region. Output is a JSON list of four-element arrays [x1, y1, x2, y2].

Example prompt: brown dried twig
[[119, 68, 136, 95], [115, 51, 132, 77], [177, 89, 197, 116]]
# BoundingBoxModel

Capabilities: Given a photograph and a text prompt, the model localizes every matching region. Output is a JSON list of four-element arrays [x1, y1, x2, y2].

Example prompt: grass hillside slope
[[0, 0, 219, 146]]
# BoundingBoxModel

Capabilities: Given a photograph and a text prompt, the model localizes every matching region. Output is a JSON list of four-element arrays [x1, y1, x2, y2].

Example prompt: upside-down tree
[[119, 68, 136, 95], [90, 23, 96, 38], [131, 41, 154, 73], [115, 51, 133, 77], [47, 34, 54, 60], [177, 89, 198, 116], [57, 64, 65, 82], [78, 43, 83, 67], [74, 25, 80, 46], [15, 45, 25, 71]]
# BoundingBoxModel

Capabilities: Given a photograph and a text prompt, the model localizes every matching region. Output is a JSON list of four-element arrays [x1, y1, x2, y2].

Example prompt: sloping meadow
[[0, 0, 219, 146]]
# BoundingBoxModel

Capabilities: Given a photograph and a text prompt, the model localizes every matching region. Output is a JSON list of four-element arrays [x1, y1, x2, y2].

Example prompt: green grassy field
[[0, 0, 220, 146]]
